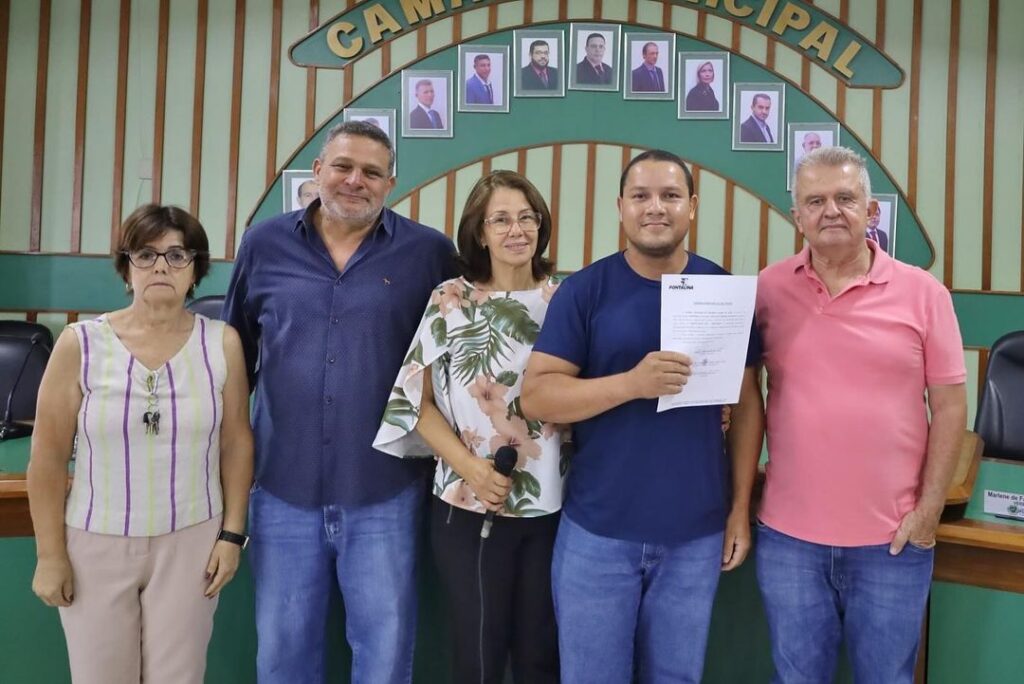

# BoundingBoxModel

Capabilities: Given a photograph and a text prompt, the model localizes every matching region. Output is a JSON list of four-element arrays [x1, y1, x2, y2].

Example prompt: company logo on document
[[668, 278, 695, 291]]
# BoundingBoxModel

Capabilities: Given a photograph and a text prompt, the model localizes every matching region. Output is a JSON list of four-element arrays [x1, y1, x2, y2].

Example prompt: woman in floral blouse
[[375, 170, 563, 683]]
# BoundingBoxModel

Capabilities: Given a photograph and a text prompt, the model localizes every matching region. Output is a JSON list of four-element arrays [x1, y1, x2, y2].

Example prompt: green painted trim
[[290, 0, 903, 87]]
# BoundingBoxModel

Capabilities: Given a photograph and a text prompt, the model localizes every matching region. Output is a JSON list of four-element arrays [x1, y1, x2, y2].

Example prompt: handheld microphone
[[479, 445, 517, 539], [0, 333, 48, 441]]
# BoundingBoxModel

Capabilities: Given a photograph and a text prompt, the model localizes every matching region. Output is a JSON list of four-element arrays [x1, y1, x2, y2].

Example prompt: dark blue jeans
[[551, 513, 724, 684], [755, 521, 934, 684], [248, 481, 424, 684]]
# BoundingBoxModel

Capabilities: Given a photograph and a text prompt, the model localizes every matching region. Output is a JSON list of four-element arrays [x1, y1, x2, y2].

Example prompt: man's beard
[[321, 195, 383, 225]]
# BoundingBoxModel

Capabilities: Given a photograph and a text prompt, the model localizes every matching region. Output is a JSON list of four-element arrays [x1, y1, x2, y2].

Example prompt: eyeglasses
[[483, 212, 541, 235], [122, 247, 203, 269]]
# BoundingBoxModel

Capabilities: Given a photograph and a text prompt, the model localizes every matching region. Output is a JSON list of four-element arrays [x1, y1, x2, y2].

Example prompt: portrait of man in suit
[[740, 93, 774, 143], [576, 32, 612, 85], [786, 123, 838, 188], [410, 79, 443, 129], [521, 39, 559, 91], [631, 42, 666, 92], [865, 207, 889, 253], [402, 70, 452, 138], [465, 54, 496, 104]]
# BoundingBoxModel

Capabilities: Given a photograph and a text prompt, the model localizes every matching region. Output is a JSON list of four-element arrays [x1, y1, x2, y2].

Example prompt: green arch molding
[[290, 0, 904, 88], [254, 27, 931, 268]]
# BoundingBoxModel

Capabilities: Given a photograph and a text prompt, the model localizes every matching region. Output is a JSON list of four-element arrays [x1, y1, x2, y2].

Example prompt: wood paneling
[[109, 0, 131, 249], [942, 0, 961, 288], [70, 0, 91, 253], [151, 0, 170, 204], [224, 0, 246, 260], [189, 0, 208, 215], [29, 0, 50, 252]]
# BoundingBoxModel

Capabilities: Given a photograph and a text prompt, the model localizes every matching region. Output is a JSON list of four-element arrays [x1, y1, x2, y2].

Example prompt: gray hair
[[791, 146, 872, 206], [318, 121, 395, 175]]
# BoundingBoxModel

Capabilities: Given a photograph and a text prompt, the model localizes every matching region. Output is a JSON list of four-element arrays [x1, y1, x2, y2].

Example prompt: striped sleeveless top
[[64, 314, 226, 537]]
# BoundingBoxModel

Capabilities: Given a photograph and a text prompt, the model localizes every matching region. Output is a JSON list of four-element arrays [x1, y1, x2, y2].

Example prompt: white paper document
[[657, 274, 757, 411]]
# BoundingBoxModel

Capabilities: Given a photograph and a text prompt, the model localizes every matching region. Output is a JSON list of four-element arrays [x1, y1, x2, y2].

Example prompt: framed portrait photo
[[568, 23, 621, 92], [732, 82, 785, 152], [514, 29, 565, 97], [281, 169, 317, 214], [869, 193, 898, 256], [401, 70, 453, 138], [786, 122, 840, 189], [678, 51, 729, 119], [458, 45, 510, 113], [343, 108, 397, 174], [623, 32, 675, 101]]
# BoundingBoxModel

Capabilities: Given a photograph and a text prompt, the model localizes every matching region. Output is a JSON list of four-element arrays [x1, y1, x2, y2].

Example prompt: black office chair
[[187, 295, 225, 320], [0, 331, 52, 440], [0, 320, 54, 350], [974, 330, 1024, 462]]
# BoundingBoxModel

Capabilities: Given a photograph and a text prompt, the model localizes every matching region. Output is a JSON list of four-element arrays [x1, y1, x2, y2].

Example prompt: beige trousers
[[59, 516, 221, 684]]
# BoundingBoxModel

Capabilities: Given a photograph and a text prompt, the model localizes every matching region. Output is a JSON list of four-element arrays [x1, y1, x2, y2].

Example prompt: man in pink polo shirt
[[755, 146, 967, 683]]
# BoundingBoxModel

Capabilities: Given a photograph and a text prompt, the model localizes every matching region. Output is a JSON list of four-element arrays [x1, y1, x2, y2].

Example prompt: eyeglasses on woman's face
[[483, 211, 541, 235], [123, 247, 203, 269]]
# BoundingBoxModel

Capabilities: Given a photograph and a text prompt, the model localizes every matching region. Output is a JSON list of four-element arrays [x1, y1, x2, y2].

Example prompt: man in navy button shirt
[[521, 150, 764, 683], [224, 121, 455, 684]]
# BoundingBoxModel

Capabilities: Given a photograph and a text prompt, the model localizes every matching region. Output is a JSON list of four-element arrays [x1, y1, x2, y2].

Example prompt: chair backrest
[[974, 330, 1024, 462], [0, 334, 50, 422], [0, 321, 54, 351], [187, 295, 225, 320]]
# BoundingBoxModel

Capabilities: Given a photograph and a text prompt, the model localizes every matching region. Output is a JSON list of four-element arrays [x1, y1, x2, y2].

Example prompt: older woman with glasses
[[27, 204, 253, 684], [376, 171, 564, 683]]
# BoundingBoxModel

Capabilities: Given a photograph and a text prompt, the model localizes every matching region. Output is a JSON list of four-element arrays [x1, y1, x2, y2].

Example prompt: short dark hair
[[456, 171, 555, 284], [529, 40, 549, 55], [114, 204, 211, 291], [585, 33, 605, 46], [473, 53, 491, 66], [642, 42, 658, 56], [752, 93, 771, 107], [319, 120, 395, 174], [619, 150, 695, 197]]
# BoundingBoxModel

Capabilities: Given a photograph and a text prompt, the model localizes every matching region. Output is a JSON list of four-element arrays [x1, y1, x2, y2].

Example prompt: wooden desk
[[0, 475, 33, 537], [935, 518, 1024, 593]]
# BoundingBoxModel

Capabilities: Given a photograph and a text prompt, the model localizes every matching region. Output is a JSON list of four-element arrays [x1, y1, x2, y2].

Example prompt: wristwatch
[[217, 529, 250, 549]]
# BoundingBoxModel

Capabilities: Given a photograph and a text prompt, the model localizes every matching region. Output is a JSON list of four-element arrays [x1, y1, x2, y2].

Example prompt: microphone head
[[493, 445, 518, 476]]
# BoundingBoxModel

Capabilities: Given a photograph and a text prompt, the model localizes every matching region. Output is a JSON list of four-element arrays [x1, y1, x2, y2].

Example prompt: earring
[[189, 283, 197, 297], [125, 282, 133, 293]]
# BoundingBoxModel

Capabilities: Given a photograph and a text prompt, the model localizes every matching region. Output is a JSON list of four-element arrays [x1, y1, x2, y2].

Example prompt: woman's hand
[[204, 540, 241, 598], [32, 555, 74, 607], [464, 457, 513, 511]]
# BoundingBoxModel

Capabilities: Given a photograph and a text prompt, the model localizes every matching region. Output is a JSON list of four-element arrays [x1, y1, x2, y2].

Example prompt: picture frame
[[623, 32, 675, 101], [458, 45, 510, 113], [677, 51, 729, 119], [401, 70, 453, 138], [786, 122, 840, 189], [732, 82, 785, 152], [870, 193, 898, 257], [281, 169, 317, 213], [513, 29, 566, 97], [568, 23, 621, 92]]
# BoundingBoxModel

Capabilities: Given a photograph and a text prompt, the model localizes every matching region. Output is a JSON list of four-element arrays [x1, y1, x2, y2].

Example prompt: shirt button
[[331, 316, 339, 324], [325, 395, 333, 405], [327, 356, 336, 364]]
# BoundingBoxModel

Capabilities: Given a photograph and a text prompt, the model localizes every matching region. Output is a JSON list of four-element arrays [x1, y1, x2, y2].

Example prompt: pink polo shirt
[[756, 241, 965, 546]]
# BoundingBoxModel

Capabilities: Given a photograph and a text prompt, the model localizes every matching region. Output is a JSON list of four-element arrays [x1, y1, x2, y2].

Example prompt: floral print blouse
[[374, 276, 567, 517]]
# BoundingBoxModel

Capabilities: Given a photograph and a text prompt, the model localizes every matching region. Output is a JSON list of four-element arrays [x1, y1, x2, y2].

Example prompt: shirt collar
[[793, 237, 892, 285]]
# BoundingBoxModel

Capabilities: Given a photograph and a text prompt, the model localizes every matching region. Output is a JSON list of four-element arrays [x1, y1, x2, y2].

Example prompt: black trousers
[[430, 497, 561, 684]]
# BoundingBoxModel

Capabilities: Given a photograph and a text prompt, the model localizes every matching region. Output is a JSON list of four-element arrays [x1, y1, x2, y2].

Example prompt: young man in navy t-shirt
[[521, 150, 764, 683]]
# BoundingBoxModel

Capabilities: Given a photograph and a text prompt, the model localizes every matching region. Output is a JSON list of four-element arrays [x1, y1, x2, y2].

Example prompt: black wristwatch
[[217, 529, 250, 549]]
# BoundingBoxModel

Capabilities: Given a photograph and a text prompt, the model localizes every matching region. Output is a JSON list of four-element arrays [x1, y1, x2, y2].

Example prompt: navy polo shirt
[[533, 251, 760, 544], [223, 201, 456, 507]]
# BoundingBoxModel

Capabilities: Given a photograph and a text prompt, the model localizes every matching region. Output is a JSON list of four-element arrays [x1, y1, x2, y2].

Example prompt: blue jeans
[[755, 521, 934, 684], [248, 480, 425, 684], [551, 513, 724, 684]]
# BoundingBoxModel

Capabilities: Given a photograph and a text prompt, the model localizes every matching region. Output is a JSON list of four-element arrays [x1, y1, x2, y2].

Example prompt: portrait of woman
[[27, 204, 253, 684], [686, 61, 720, 111], [375, 171, 565, 684]]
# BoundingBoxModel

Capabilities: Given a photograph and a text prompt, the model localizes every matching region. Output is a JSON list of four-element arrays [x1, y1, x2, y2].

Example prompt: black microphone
[[479, 445, 517, 539], [0, 333, 48, 441]]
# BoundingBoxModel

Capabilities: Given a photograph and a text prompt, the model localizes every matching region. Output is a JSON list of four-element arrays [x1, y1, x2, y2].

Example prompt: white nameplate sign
[[983, 489, 1024, 521]]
